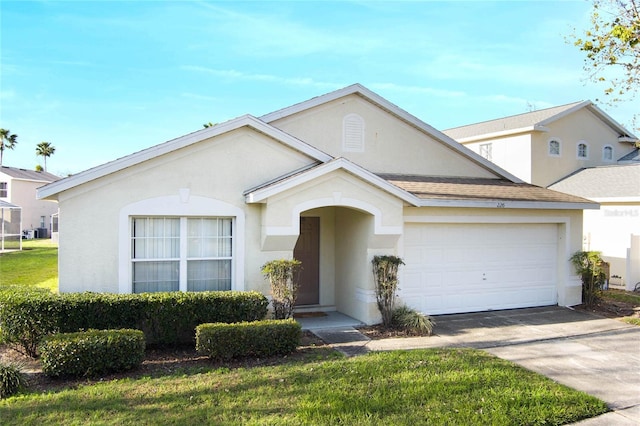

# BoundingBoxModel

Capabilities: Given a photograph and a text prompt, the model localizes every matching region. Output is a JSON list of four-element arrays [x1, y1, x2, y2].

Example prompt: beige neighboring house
[[38, 85, 597, 324], [444, 102, 639, 289], [0, 166, 59, 238]]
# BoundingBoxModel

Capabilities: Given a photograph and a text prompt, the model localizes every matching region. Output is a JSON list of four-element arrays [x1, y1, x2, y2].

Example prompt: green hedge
[[0, 290, 268, 356], [195, 319, 301, 361], [40, 329, 145, 378]]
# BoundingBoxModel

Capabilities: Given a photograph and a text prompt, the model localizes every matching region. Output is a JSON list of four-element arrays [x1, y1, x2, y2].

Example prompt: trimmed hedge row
[[196, 319, 301, 361], [40, 329, 145, 378], [0, 290, 268, 356]]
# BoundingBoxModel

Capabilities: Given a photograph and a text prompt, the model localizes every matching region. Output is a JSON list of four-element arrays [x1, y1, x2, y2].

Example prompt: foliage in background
[[372, 255, 405, 327], [196, 319, 301, 361], [35, 141, 56, 172], [571, 0, 639, 129], [570, 251, 607, 307], [39, 329, 145, 378], [391, 305, 435, 335], [0, 362, 26, 399], [0, 128, 18, 166], [262, 259, 302, 319]]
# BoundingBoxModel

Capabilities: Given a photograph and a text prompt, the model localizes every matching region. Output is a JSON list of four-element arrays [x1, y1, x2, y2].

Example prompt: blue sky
[[1, 0, 636, 176]]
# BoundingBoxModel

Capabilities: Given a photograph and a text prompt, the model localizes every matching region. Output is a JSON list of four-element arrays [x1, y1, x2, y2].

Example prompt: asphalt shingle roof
[[0, 166, 59, 182], [378, 174, 595, 204], [548, 164, 640, 199]]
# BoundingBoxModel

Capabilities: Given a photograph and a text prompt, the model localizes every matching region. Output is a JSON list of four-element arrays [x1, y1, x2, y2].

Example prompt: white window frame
[[119, 192, 245, 294], [131, 216, 233, 293], [602, 145, 614, 161], [577, 141, 589, 159], [548, 139, 561, 157], [479, 143, 492, 161]]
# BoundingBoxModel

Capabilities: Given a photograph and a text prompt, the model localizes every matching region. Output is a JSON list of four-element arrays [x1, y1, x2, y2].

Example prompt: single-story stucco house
[[37, 84, 598, 324]]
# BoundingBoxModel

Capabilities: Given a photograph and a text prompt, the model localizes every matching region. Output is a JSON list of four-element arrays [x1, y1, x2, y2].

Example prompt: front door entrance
[[293, 217, 320, 305]]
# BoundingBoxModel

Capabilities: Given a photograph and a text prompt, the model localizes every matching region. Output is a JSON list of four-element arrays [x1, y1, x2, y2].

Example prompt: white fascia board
[[37, 115, 332, 200], [590, 196, 640, 203], [415, 198, 599, 210], [619, 136, 639, 143], [455, 125, 547, 144], [245, 158, 420, 206]]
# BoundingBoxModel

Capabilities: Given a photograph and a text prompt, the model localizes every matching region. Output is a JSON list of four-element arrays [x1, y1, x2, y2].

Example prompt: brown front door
[[293, 217, 320, 305]]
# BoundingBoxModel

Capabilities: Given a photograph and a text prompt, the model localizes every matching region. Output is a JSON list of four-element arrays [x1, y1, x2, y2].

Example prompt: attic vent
[[342, 113, 365, 152]]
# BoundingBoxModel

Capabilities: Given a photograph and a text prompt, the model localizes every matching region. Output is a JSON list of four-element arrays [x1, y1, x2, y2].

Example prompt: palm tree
[[0, 128, 18, 166], [36, 141, 56, 172]]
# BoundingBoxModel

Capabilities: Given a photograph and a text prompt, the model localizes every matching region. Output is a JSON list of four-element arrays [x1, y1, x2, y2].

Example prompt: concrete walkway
[[306, 307, 640, 425]]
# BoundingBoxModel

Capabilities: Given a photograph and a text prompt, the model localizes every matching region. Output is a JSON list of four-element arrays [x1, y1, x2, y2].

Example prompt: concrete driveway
[[314, 306, 640, 425]]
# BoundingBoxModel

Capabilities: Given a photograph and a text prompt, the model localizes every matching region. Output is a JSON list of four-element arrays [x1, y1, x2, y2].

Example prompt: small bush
[[372, 255, 405, 327], [196, 319, 301, 361], [570, 251, 607, 307], [262, 260, 302, 319], [392, 305, 435, 335], [40, 329, 145, 378], [0, 362, 27, 399]]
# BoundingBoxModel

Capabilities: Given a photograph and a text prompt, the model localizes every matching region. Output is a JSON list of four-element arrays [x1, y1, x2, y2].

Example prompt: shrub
[[0, 362, 27, 399], [391, 305, 435, 335], [0, 289, 60, 357], [40, 329, 145, 378], [0, 290, 269, 355], [372, 255, 405, 327], [570, 251, 607, 307], [196, 319, 301, 361], [262, 259, 302, 319]]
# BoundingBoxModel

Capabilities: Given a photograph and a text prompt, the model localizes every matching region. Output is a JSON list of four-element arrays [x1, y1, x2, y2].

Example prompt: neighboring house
[[444, 102, 639, 289], [37, 84, 597, 324], [549, 164, 640, 290], [0, 166, 59, 238]]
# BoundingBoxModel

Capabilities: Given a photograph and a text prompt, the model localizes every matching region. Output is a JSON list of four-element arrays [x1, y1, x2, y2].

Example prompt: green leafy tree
[[571, 0, 639, 128], [0, 128, 18, 166], [570, 251, 607, 307], [36, 141, 56, 172], [372, 255, 405, 327]]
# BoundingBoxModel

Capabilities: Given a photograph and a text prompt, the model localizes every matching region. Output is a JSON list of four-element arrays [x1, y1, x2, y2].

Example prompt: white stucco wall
[[56, 128, 317, 293], [464, 134, 532, 183], [269, 95, 497, 179]]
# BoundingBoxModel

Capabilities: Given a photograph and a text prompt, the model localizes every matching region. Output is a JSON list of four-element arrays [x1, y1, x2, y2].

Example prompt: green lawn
[[0, 348, 607, 425], [0, 239, 58, 292]]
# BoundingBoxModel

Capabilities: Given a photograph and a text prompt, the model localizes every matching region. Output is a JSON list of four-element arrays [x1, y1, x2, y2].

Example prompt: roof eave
[[415, 198, 599, 210], [37, 115, 333, 200]]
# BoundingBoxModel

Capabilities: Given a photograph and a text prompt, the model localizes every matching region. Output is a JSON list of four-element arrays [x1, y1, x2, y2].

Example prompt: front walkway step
[[311, 327, 371, 357]]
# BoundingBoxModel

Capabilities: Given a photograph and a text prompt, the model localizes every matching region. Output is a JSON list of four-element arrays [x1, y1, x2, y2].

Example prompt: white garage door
[[401, 223, 558, 315]]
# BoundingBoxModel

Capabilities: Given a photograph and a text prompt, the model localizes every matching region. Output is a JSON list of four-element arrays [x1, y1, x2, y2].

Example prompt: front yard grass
[[0, 240, 57, 292], [0, 348, 607, 425]]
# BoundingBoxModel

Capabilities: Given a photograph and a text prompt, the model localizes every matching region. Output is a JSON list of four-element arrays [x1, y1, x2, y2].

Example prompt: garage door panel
[[401, 223, 559, 315]]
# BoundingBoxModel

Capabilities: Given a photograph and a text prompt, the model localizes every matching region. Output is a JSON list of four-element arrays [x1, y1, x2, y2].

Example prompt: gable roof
[[379, 174, 598, 209], [444, 101, 637, 143], [618, 147, 640, 163], [1, 166, 59, 183], [245, 157, 419, 205], [548, 164, 640, 201], [38, 115, 332, 200], [260, 83, 524, 183]]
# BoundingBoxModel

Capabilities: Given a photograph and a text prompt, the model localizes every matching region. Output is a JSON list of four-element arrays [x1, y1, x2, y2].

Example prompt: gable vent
[[343, 113, 365, 152]]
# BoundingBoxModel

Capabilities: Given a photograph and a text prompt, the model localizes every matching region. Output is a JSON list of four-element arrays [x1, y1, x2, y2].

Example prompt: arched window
[[548, 139, 561, 156], [343, 114, 365, 152], [603, 145, 613, 161], [577, 141, 588, 159]]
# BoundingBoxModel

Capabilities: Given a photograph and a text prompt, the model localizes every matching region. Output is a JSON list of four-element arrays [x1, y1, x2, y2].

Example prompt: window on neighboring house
[[577, 142, 588, 159], [479, 143, 492, 161], [548, 139, 561, 156], [603, 145, 613, 161], [131, 216, 232, 293], [342, 113, 365, 152], [40, 216, 46, 228], [0, 182, 7, 198]]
